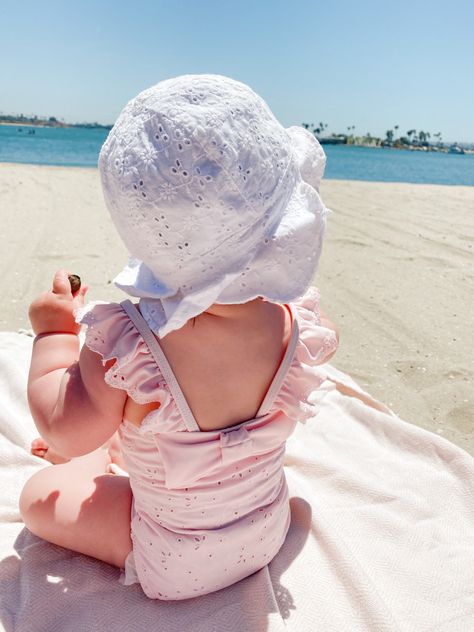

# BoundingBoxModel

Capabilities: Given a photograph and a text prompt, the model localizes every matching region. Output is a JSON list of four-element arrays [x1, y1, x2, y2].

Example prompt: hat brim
[[114, 126, 329, 337]]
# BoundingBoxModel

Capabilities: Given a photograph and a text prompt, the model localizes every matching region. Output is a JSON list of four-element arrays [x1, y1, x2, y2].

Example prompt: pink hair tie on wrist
[[34, 331, 79, 341]]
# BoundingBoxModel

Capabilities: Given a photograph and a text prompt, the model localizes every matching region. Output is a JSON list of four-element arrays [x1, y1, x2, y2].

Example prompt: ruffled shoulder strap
[[293, 286, 339, 364], [280, 287, 395, 419], [74, 301, 187, 433], [268, 286, 340, 423], [119, 300, 200, 433]]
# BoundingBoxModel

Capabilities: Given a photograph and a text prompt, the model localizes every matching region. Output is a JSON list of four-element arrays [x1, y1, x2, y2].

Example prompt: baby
[[19, 74, 339, 600]]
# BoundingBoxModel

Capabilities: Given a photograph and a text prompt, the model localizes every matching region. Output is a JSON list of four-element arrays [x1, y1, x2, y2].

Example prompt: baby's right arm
[[27, 269, 127, 458]]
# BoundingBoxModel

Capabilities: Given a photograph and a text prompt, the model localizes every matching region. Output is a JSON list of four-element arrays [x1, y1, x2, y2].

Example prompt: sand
[[1, 162, 472, 455]]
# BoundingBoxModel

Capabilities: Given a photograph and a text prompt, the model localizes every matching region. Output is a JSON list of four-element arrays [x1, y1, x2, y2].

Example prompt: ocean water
[[323, 144, 474, 186], [1, 124, 473, 186], [0, 125, 108, 168]]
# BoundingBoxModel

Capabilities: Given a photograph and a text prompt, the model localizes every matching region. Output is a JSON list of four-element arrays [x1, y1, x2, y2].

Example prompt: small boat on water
[[448, 144, 465, 154], [318, 136, 346, 145]]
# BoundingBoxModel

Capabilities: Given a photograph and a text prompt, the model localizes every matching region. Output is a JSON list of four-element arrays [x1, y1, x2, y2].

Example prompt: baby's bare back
[[123, 300, 291, 431]]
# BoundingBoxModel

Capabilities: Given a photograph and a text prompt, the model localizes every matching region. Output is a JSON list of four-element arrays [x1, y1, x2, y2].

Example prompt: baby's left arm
[[27, 270, 127, 458]]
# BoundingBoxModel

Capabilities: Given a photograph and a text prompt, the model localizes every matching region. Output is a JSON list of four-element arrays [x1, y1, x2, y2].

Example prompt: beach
[[1, 162, 472, 455]]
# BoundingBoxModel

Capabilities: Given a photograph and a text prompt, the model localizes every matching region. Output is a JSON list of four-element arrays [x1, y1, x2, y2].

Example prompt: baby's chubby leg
[[19, 448, 133, 568]]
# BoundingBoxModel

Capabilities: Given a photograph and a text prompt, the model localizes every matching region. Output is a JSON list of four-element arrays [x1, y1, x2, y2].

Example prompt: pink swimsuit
[[77, 286, 338, 601]]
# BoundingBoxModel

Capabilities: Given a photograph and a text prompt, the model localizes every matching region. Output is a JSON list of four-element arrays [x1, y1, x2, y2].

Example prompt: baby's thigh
[[19, 455, 133, 568]]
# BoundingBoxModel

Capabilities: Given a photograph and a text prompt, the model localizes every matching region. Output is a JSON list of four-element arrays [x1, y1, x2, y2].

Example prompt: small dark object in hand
[[68, 274, 81, 293]]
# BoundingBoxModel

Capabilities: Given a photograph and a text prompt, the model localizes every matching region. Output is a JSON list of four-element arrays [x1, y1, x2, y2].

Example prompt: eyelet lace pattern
[[74, 286, 339, 600]]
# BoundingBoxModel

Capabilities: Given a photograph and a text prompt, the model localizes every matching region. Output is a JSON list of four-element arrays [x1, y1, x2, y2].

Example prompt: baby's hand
[[28, 269, 88, 336]]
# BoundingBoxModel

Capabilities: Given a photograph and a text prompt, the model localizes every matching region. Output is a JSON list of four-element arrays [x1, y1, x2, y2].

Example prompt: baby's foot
[[30, 437, 71, 465]]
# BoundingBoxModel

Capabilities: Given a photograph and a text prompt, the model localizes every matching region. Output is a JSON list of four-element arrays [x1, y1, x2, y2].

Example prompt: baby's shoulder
[[74, 299, 144, 369], [75, 300, 171, 415], [74, 299, 124, 329]]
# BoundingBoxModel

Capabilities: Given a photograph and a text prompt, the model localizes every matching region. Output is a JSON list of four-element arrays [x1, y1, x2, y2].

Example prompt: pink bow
[[154, 414, 297, 489]]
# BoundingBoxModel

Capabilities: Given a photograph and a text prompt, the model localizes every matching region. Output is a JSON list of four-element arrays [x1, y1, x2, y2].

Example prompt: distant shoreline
[[1, 122, 40, 128], [317, 137, 473, 154], [0, 121, 112, 130], [4, 122, 471, 153], [2, 126, 473, 184]]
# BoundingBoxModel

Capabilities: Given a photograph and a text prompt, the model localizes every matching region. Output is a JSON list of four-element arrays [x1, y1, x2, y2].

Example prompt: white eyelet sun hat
[[98, 73, 330, 337]]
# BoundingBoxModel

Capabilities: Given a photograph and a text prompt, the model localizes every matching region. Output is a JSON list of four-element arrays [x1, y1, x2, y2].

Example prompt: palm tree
[[317, 122, 328, 136], [302, 122, 327, 138]]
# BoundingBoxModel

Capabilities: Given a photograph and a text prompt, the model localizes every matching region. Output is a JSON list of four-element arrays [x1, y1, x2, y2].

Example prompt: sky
[[1, 0, 473, 142]]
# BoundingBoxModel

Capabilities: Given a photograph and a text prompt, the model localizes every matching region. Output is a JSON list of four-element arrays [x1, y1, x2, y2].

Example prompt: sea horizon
[[1, 124, 473, 186]]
